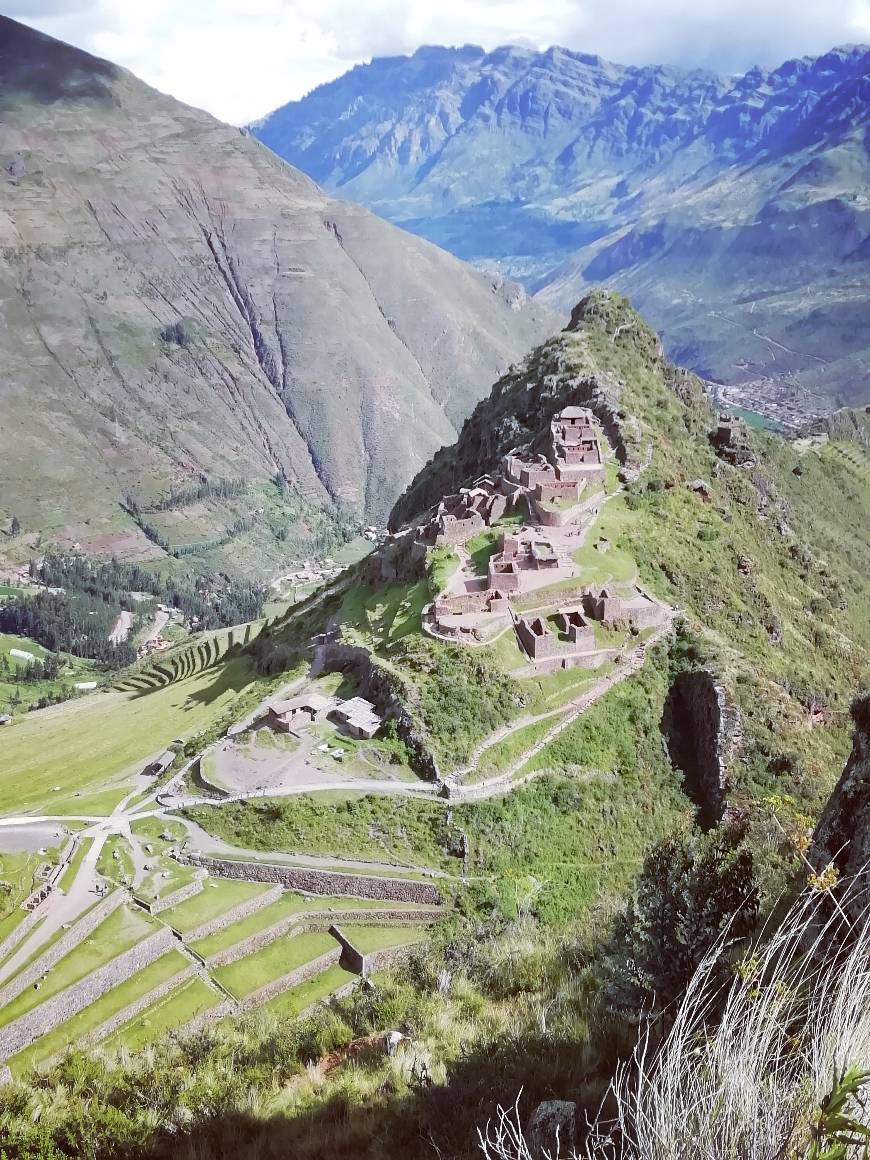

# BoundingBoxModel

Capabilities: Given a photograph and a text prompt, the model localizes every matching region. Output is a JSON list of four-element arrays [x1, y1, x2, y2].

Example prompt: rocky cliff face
[[0, 18, 554, 568], [811, 695, 870, 895], [255, 43, 870, 409]]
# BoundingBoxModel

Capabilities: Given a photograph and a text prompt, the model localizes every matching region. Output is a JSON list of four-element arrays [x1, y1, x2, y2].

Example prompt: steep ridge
[[255, 43, 870, 411], [0, 18, 554, 570], [385, 291, 870, 811]]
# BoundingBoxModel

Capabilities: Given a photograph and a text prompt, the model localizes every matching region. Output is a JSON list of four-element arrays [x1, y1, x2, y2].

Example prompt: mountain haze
[[0, 18, 553, 571], [255, 43, 870, 410]]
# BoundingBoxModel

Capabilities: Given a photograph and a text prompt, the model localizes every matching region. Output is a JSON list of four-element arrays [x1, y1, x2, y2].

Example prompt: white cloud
[[6, 0, 870, 123]]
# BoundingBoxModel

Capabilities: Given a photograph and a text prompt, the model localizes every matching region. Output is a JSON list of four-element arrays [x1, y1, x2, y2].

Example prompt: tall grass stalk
[[480, 883, 870, 1159]]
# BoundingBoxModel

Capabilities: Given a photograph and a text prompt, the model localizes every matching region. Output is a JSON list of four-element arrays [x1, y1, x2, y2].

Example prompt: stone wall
[[329, 924, 365, 976], [184, 884, 284, 943], [185, 854, 442, 906], [145, 873, 205, 916], [79, 964, 197, 1049], [0, 927, 175, 1060], [0, 890, 125, 1011], [204, 907, 441, 968]]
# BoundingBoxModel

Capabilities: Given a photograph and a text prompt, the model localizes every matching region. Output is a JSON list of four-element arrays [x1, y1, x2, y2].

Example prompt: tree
[[9, 515, 20, 536], [600, 822, 759, 1020]]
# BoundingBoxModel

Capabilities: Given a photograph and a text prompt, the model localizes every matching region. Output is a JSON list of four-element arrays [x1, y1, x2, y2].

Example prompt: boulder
[[526, 1100, 577, 1156]]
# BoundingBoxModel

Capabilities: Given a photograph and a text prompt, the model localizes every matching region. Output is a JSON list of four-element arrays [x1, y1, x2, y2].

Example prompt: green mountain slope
[[0, 293, 868, 1160], [0, 17, 553, 577]]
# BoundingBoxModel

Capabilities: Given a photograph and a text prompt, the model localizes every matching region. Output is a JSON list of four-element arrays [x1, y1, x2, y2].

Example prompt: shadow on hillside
[[137, 1033, 612, 1160], [0, 16, 119, 109], [116, 624, 255, 702]]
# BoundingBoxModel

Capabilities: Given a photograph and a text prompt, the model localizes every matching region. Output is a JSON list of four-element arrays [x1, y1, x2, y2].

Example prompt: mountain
[[2, 291, 868, 1158], [254, 43, 870, 414], [0, 18, 554, 577]]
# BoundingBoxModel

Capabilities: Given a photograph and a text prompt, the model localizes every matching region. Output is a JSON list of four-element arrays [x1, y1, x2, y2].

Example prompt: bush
[[599, 822, 758, 1020]]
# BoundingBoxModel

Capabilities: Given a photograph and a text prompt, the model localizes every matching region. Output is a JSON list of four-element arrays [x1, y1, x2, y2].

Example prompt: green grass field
[[338, 924, 426, 954], [7, 949, 189, 1075], [0, 851, 51, 938], [263, 962, 354, 1019], [96, 834, 135, 887], [136, 859, 198, 904], [212, 931, 337, 999], [159, 879, 270, 933], [0, 654, 263, 814], [0, 904, 155, 1028], [105, 976, 220, 1051]]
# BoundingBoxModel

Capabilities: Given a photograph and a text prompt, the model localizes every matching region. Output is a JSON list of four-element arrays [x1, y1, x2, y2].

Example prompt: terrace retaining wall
[[184, 884, 284, 943], [0, 927, 175, 1060], [80, 964, 197, 1048], [146, 873, 205, 916], [203, 907, 441, 968], [0, 907, 45, 965], [0, 890, 126, 1011], [184, 855, 442, 906]]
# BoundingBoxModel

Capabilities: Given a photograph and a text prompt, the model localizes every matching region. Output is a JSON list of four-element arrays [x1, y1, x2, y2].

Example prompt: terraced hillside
[[0, 296, 867, 1157]]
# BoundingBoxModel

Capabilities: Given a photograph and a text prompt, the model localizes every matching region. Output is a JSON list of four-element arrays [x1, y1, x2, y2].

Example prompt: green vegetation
[[0, 851, 51, 935], [136, 860, 197, 904], [0, 647, 269, 813], [212, 931, 337, 998], [8, 949, 189, 1075], [0, 904, 154, 1028], [190, 893, 415, 959], [159, 879, 270, 933], [338, 924, 427, 953], [96, 835, 134, 887], [105, 976, 220, 1051], [187, 793, 455, 871], [426, 546, 458, 597], [263, 962, 354, 1018]]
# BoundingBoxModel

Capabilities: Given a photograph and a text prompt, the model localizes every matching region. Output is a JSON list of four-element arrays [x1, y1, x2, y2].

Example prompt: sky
[[7, 0, 870, 124]]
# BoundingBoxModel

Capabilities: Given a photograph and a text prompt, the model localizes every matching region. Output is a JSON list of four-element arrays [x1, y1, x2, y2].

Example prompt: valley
[[255, 42, 870, 420], [1, 293, 867, 1120]]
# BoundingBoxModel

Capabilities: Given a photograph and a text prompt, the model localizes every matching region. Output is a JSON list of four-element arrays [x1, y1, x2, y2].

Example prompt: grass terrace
[[105, 976, 220, 1051], [212, 931, 338, 999], [191, 893, 425, 960], [263, 962, 355, 1019], [0, 904, 156, 1028], [7, 949, 189, 1076], [159, 878, 271, 934]]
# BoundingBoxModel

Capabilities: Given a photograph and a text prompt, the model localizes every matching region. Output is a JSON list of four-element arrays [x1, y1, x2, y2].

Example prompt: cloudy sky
[[8, 0, 870, 123]]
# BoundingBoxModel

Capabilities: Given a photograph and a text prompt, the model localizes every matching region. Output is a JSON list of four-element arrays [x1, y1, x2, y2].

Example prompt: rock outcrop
[[662, 670, 742, 827], [810, 694, 870, 901]]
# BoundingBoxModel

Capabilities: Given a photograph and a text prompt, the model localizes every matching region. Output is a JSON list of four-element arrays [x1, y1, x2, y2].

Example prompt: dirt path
[[454, 616, 675, 798], [108, 609, 133, 645], [139, 608, 169, 649]]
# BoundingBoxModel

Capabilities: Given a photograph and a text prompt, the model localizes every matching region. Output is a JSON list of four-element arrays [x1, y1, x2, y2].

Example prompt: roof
[[152, 749, 176, 769], [334, 696, 381, 729], [271, 692, 332, 715], [558, 405, 594, 419]]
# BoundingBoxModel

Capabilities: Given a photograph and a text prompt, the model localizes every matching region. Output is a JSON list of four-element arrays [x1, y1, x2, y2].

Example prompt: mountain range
[[0, 18, 552, 574], [254, 43, 870, 411]]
